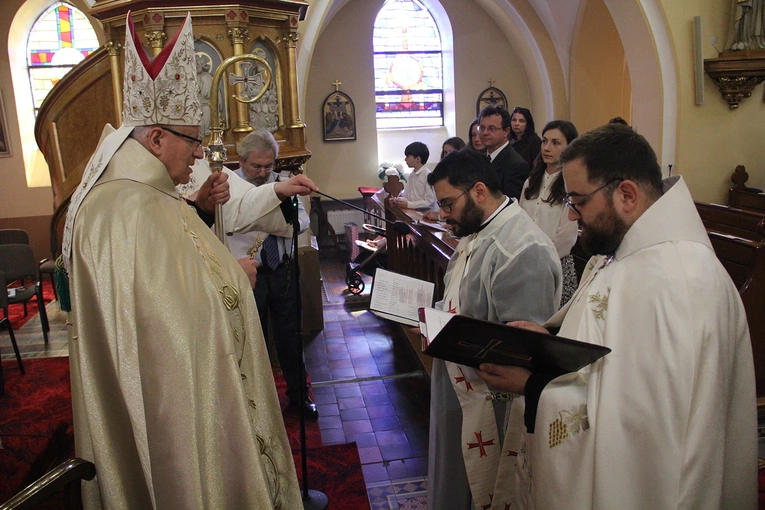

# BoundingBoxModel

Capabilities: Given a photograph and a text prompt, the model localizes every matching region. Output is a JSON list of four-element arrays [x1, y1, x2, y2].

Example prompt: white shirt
[[373, 166, 437, 211], [488, 140, 510, 162], [519, 170, 578, 258]]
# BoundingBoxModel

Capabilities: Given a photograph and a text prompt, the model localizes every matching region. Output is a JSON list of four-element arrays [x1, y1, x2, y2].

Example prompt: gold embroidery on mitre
[[588, 288, 610, 320], [549, 404, 589, 448]]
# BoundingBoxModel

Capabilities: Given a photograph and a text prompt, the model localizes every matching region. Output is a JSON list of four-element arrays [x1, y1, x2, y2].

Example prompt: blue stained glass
[[373, 0, 443, 128]]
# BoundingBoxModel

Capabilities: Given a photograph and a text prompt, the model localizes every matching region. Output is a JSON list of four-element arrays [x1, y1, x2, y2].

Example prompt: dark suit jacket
[[491, 143, 531, 200]]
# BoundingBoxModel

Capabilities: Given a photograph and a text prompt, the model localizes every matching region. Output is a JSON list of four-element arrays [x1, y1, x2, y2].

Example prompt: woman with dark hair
[[509, 106, 541, 167], [467, 118, 485, 151], [440, 136, 466, 159], [519, 120, 579, 305]]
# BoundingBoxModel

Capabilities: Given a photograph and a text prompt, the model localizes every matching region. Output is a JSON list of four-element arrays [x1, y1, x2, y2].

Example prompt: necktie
[[262, 235, 281, 269]]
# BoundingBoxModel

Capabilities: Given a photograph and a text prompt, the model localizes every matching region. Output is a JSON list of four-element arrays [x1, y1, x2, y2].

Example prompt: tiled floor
[[309, 255, 431, 508], [2, 255, 432, 509]]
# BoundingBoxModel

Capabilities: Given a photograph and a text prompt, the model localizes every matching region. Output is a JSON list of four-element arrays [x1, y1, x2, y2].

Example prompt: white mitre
[[63, 11, 201, 271], [122, 11, 201, 126]]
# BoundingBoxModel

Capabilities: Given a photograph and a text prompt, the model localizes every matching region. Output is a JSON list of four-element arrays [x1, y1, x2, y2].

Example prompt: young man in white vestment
[[476, 124, 758, 508], [63, 13, 310, 509], [425, 149, 562, 509]]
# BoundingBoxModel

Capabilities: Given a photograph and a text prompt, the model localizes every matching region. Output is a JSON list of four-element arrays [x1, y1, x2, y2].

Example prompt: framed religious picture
[[476, 86, 508, 115], [322, 90, 356, 142], [0, 90, 11, 157]]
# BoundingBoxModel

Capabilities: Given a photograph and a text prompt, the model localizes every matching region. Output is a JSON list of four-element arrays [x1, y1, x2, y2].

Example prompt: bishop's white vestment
[[513, 176, 757, 509]]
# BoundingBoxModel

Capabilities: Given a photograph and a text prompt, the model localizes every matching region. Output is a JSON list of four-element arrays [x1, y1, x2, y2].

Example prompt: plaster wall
[[658, 0, 765, 202], [304, 0, 533, 198]]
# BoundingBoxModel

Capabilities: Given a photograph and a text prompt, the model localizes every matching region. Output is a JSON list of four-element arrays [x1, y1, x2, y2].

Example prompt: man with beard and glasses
[[425, 149, 561, 510], [475, 123, 757, 508]]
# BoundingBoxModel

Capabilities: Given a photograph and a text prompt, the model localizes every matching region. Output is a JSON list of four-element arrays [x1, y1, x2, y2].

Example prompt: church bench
[[695, 201, 765, 242], [729, 165, 765, 214], [706, 230, 765, 401]]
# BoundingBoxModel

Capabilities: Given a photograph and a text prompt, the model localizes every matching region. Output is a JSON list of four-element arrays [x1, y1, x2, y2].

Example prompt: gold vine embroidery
[[588, 288, 610, 320], [549, 404, 589, 448]]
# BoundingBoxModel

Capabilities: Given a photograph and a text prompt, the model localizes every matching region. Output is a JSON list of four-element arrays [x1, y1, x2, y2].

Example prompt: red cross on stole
[[453, 366, 473, 391], [466, 430, 495, 457]]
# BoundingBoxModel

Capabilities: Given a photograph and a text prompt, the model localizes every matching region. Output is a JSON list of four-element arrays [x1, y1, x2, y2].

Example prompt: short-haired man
[[478, 105, 531, 200], [476, 124, 757, 508], [64, 13, 305, 508], [389, 141, 437, 211], [426, 149, 561, 509], [227, 129, 317, 418]]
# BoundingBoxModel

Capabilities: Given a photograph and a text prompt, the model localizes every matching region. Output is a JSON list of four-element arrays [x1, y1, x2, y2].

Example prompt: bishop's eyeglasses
[[162, 127, 203, 150]]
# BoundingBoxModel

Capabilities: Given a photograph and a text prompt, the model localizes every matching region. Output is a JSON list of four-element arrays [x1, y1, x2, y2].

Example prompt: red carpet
[[6, 281, 55, 330], [294, 442, 370, 509], [0, 357, 72, 505], [0, 358, 368, 509]]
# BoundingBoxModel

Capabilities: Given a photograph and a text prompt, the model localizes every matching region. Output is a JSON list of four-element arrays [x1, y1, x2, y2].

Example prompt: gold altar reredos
[[35, 0, 310, 217]]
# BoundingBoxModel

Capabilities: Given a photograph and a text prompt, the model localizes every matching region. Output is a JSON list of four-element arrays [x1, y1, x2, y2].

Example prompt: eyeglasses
[[247, 163, 275, 173], [162, 127, 203, 150], [437, 189, 469, 214], [477, 125, 503, 133], [563, 177, 623, 216]]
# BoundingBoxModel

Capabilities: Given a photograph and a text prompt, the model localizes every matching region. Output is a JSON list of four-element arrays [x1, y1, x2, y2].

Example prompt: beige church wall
[[304, 0, 533, 199], [569, 0, 631, 137], [0, 0, 103, 229], [658, 0, 765, 203]]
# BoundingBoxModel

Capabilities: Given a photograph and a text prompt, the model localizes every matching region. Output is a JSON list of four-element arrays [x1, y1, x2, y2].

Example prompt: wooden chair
[[0, 458, 96, 510], [0, 244, 50, 346]]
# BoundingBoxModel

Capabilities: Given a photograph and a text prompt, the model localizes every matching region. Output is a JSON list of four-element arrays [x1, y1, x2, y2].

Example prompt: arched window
[[27, 2, 98, 115], [373, 0, 443, 129]]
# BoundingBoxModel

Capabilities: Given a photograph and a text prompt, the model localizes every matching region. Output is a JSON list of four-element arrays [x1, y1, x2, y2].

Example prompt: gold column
[[282, 32, 305, 129], [145, 31, 167, 58], [227, 25, 253, 133], [105, 40, 122, 126]]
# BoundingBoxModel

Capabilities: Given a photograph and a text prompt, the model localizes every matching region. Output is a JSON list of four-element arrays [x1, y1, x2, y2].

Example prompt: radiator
[[326, 209, 365, 233]]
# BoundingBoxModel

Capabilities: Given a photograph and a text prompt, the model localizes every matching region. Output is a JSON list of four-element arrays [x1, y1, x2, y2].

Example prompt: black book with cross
[[420, 308, 611, 376]]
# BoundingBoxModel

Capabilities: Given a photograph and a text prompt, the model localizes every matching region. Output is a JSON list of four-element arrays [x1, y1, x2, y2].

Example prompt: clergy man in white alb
[[64, 13, 308, 508], [477, 123, 757, 508], [426, 149, 561, 509]]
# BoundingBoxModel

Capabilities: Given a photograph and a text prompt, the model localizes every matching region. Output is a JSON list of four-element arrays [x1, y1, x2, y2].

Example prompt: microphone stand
[[290, 196, 329, 510]]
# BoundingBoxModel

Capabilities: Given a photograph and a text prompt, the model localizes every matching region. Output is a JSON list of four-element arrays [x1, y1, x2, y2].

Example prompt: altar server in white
[[476, 123, 757, 509]]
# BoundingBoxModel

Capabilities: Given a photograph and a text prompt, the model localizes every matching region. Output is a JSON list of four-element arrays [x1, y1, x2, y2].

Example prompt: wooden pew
[[729, 165, 765, 214], [695, 201, 765, 242], [706, 231, 765, 400]]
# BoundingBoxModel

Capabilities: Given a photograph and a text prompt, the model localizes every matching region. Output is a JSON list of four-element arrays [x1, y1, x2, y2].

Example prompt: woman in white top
[[519, 120, 579, 306]]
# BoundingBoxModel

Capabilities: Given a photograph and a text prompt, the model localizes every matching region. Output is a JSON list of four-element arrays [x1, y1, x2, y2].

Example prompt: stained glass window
[[373, 0, 443, 129], [27, 2, 99, 114]]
